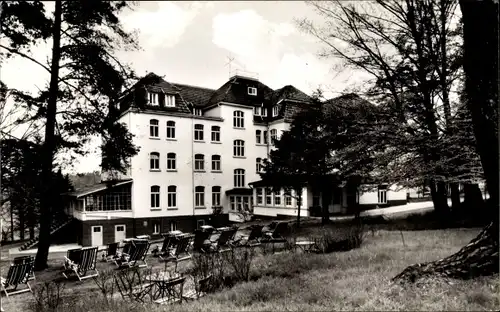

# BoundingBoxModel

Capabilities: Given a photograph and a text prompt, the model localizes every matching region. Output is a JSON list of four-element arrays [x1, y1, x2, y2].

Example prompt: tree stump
[[392, 221, 499, 284]]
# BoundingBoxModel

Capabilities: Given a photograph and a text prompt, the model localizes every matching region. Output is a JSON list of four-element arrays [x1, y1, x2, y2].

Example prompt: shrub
[[190, 252, 227, 291], [223, 247, 257, 282], [311, 222, 365, 253], [92, 269, 117, 304], [29, 281, 65, 312]]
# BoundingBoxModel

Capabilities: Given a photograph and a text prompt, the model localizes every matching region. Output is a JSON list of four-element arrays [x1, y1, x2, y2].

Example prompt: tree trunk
[[320, 184, 331, 225], [463, 183, 484, 208], [296, 189, 302, 228], [449, 183, 461, 213], [392, 221, 499, 283], [34, 0, 62, 271], [430, 180, 450, 218], [459, 0, 499, 218]]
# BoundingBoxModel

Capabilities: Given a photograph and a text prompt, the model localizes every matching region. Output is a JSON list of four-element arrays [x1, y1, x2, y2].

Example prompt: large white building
[[64, 72, 407, 247]]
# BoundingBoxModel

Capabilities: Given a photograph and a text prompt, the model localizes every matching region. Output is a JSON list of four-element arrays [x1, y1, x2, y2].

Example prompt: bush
[[189, 252, 227, 291], [311, 222, 365, 253], [223, 247, 257, 282], [29, 281, 65, 312]]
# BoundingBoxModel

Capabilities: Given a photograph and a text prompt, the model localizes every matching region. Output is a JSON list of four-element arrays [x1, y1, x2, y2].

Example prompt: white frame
[[195, 186, 205, 207], [91, 225, 103, 246], [234, 169, 245, 187], [165, 94, 175, 107], [166, 120, 176, 139], [248, 87, 257, 95], [152, 222, 160, 235], [149, 119, 159, 138], [115, 224, 126, 242], [167, 185, 177, 208]]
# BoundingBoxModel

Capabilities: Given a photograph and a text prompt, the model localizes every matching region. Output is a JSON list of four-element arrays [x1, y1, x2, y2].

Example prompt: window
[[212, 186, 221, 206], [272, 106, 279, 117], [194, 124, 204, 141], [256, 130, 261, 144], [233, 110, 244, 128], [150, 119, 159, 138], [274, 189, 281, 206], [248, 87, 257, 95], [166, 121, 175, 139], [151, 185, 160, 209], [211, 126, 220, 142], [378, 186, 387, 204], [169, 221, 177, 232], [253, 106, 261, 116], [262, 108, 267, 117], [263, 131, 268, 144], [265, 188, 272, 205], [270, 129, 277, 143], [230, 196, 236, 211], [195, 186, 205, 207], [256, 188, 263, 204], [165, 94, 175, 107], [153, 222, 160, 235], [256, 158, 263, 173], [194, 154, 205, 171], [167, 185, 177, 208], [148, 92, 159, 106], [166, 153, 176, 170], [211, 155, 221, 171], [285, 192, 292, 206], [313, 191, 321, 207], [234, 169, 245, 187], [193, 108, 202, 116], [150, 152, 160, 170], [233, 140, 245, 157]]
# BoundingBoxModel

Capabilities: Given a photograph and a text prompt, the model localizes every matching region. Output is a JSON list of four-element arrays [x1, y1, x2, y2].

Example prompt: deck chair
[[63, 248, 82, 271], [230, 225, 263, 247], [154, 232, 180, 258], [13, 255, 35, 281], [114, 268, 154, 303], [191, 230, 212, 253], [117, 240, 150, 268], [183, 274, 212, 301], [207, 227, 238, 253], [62, 246, 99, 281], [1, 261, 34, 297], [153, 276, 186, 305], [102, 242, 120, 262], [261, 222, 290, 252], [161, 235, 193, 272]]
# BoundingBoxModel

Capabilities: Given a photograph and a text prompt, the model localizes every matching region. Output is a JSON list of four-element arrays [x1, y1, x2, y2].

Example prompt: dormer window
[[165, 94, 175, 107], [193, 108, 202, 116], [272, 106, 279, 117], [253, 107, 261, 116], [148, 92, 159, 106], [248, 87, 257, 96], [262, 107, 267, 117]]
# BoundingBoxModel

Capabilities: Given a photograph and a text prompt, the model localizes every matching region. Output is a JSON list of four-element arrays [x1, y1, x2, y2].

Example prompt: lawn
[[1, 226, 498, 312]]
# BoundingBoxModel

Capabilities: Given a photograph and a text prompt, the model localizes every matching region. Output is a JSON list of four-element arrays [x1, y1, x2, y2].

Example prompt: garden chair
[[114, 268, 154, 303], [260, 222, 291, 252], [153, 276, 186, 305], [102, 242, 120, 263], [191, 230, 212, 253], [230, 224, 263, 247], [1, 260, 34, 297], [161, 234, 193, 272], [183, 274, 213, 301], [62, 246, 99, 281], [117, 239, 150, 268], [63, 248, 82, 271], [207, 227, 238, 253], [13, 255, 35, 281]]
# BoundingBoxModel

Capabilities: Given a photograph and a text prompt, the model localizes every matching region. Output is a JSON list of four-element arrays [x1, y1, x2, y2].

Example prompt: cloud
[[212, 9, 334, 95], [123, 2, 208, 49]]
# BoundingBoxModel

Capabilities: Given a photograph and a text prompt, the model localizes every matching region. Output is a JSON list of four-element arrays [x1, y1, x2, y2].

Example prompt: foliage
[[1, 0, 140, 269], [297, 0, 478, 215], [29, 281, 65, 312]]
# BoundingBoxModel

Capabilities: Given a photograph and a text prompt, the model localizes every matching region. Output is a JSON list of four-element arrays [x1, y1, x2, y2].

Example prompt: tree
[[392, 0, 499, 282], [1, 1, 140, 270], [260, 129, 311, 228], [297, 0, 468, 218]]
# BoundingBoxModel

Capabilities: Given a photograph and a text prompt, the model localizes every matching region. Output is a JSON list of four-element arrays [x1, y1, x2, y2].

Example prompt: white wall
[[358, 184, 407, 205], [253, 187, 309, 217]]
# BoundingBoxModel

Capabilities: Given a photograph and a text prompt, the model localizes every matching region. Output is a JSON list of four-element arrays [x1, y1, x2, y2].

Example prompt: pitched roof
[[65, 179, 133, 198], [171, 83, 215, 108], [208, 76, 275, 107], [273, 85, 312, 103]]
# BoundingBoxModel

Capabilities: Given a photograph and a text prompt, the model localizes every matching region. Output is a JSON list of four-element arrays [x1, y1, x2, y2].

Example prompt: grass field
[[1, 225, 498, 312]]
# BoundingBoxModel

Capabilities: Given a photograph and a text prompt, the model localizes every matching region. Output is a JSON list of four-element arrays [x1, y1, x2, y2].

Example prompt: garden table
[[144, 271, 184, 302], [295, 240, 317, 253]]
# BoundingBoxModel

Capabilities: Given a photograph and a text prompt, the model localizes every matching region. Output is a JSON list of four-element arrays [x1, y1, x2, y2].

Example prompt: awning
[[65, 179, 133, 198], [225, 188, 253, 195]]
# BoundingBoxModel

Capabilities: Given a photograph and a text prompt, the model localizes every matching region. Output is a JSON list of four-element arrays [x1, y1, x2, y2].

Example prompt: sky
[[1, 1, 371, 174]]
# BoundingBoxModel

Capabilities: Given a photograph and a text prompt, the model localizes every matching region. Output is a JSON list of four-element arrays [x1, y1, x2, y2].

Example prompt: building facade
[[64, 72, 407, 247]]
